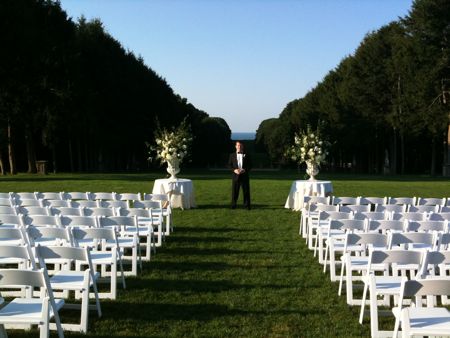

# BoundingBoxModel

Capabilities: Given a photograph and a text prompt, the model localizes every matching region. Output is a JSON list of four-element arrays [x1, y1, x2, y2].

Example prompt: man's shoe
[[246, 206, 251, 210], [231, 205, 236, 209]]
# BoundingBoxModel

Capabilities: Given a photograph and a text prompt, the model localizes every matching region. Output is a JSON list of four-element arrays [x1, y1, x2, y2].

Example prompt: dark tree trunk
[[7, 120, 16, 175], [25, 125, 37, 173]]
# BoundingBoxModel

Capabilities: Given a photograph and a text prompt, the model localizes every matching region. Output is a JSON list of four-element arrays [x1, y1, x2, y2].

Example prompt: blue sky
[[60, 0, 414, 132]]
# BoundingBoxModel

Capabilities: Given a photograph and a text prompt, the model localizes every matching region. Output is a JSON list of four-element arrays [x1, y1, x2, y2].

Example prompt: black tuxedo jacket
[[228, 152, 252, 174]]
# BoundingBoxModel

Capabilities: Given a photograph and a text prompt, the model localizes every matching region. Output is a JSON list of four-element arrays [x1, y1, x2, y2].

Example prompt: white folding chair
[[367, 219, 405, 234], [59, 215, 98, 229], [43, 200, 70, 208], [71, 200, 99, 209], [339, 204, 371, 213], [116, 193, 142, 208], [97, 200, 128, 209], [0, 193, 13, 200], [0, 214, 24, 228], [391, 212, 427, 222], [353, 212, 388, 222], [388, 197, 417, 206], [50, 207, 83, 217], [17, 206, 50, 216], [359, 197, 388, 211], [388, 232, 436, 251], [332, 196, 360, 206], [71, 227, 125, 300], [338, 232, 388, 305], [300, 203, 338, 238], [134, 200, 169, 235], [406, 220, 447, 233], [418, 250, 450, 305], [36, 245, 102, 333], [437, 232, 450, 251], [89, 192, 117, 202], [374, 204, 407, 213], [416, 197, 446, 206], [36, 192, 64, 201], [359, 250, 424, 338], [23, 215, 61, 228], [392, 278, 450, 338], [0, 198, 13, 207], [0, 268, 65, 338], [143, 194, 172, 234], [0, 206, 18, 215], [61, 192, 90, 201], [118, 208, 161, 260], [408, 205, 439, 213], [310, 211, 353, 259], [13, 198, 44, 207], [429, 212, 450, 222], [0, 228, 29, 246], [99, 216, 141, 276], [13, 192, 39, 200], [26, 226, 73, 248], [322, 219, 366, 281], [0, 244, 36, 270], [82, 207, 116, 217]]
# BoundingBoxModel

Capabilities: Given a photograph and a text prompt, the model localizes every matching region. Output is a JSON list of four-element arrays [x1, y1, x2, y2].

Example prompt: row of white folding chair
[[321, 219, 449, 283], [1, 192, 173, 234], [4, 191, 138, 202], [42, 227, 125, 300], [0, 243, 102, 334], [304, 195, 448, 207], [0, 214, 142, 276], [304, 209, 450, 251], [30, 215, 142, 276], [1, 207, 163, 256], [0, 225, 126, 301], [300, 203, 450, 238]]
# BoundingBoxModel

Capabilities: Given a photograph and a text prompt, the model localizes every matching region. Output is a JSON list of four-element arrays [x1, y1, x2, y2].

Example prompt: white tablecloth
[[284, 180, 333, 211], [152, 178, 196, 209]]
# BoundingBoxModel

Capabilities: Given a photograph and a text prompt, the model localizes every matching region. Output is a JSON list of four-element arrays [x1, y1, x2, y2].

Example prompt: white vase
[[166, 158, 180, 180], [306, 160, 319, 181]]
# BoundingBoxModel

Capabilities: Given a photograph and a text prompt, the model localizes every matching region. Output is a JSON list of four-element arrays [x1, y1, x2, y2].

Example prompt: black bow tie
[[238, 152, 243, 154]]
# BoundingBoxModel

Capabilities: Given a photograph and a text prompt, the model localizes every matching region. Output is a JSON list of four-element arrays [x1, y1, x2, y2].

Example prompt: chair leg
[[359, 283, 368, 324], [338, 259, 345, 296], [80, 289, 89, 333]]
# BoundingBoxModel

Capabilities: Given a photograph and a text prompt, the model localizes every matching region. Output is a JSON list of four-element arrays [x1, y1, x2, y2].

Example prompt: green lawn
[[2, 171, 450, 337]]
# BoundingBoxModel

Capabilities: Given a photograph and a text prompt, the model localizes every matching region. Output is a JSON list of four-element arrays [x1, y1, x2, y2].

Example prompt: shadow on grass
[[161, 247, 262, 256], [145, 261, 230, 272], [168, 236, 262, 244], [168, 236, 231, 243], [174, 226, 257, 233]]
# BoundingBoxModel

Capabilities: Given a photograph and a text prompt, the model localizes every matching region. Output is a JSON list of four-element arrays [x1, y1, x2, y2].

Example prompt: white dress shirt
[[237, 153, 243, 169]]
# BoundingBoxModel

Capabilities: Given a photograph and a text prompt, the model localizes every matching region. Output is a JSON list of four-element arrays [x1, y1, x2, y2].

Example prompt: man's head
[[235, 141, 244, 153]]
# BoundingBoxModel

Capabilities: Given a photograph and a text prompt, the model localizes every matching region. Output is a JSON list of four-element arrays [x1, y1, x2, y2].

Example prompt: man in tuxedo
[[228, 141, 252, 210]]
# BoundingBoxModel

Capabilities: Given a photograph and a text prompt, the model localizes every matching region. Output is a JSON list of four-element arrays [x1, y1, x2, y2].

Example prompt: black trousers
[[231, 173, 250, 208]]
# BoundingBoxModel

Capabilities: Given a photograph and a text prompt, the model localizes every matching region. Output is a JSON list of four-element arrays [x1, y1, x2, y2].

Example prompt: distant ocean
[[231, 132, 256, 140]]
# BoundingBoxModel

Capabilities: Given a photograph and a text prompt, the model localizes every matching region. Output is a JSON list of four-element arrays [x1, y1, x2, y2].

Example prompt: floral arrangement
[[286, 125, 329, 166], [147, 119, 193, 166]]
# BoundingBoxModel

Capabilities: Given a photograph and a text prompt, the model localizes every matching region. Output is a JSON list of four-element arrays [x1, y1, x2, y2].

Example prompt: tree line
[[0, 0, 231, 174], [256, 0, 450, 175]]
